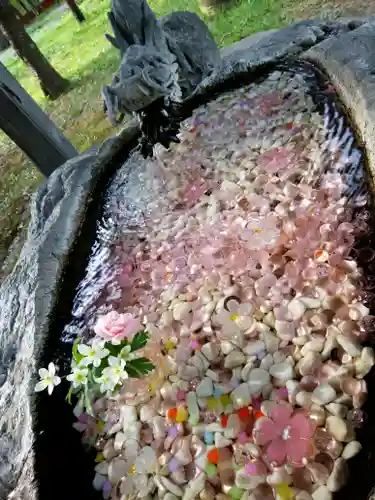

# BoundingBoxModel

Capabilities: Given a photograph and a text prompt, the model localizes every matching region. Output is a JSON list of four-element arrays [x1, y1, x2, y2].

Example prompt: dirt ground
[[293, 0, 375, 20]]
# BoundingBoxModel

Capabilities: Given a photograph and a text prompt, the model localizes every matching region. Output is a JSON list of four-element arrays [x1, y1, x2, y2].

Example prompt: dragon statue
[[102, 0, 221, 156]]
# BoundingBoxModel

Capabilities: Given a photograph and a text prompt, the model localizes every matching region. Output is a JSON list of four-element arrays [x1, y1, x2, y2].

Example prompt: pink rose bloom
[[94, 311, 141, 344], [254, 403, 315, 465]]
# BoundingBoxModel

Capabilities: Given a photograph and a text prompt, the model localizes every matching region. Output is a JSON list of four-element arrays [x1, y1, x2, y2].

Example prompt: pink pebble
[[176, 390, 187, 401], [276, 387, 289, 401], [245, 460, 267, 476], [190, 340, 200, 350], [237, 432, 248, 443], [245, 463, 258, 476], [168, 457, 181, 472]]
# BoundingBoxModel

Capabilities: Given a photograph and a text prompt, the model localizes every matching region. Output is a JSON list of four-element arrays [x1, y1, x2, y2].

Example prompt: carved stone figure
[[102, 0, 221, 155]]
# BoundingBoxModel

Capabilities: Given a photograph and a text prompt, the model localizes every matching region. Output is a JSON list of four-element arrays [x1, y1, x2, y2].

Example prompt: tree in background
[[0, 0, 70, 99], [65, 0, 85, 23]]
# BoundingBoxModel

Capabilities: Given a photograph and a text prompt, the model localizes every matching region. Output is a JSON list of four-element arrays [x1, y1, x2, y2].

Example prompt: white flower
[[67, 366, 89, 388], [108, 356, 129, 381], [213, 299, 254, 342], [35, 362, 61, 395], [134, 446, 157, 474], [120, 445, 157, 496], [78, 339, 110, 368], [119, 345, 134, 364], [242, 213, 280, 250], [96, 367, 119, 394]]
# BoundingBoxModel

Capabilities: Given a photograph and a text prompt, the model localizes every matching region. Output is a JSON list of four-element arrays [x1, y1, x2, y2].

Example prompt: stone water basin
[[55, 63, 375, 500], [4, 17, 375, 500]]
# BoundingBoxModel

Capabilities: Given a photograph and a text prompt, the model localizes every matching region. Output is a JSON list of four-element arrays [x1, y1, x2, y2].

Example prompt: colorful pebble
[[168, 457, 181, 473], [167, 408, 178, 420], [229, 486, 244, 500], [237, 407, 251, 421], [205, 463, 217, 477], [221, 414, 229, 428], [220, 394, 231, 407], [207, 397, 218, 409], [214, 387, 224, 397], [175, 407, 188, 422], [254, 410, 265, 420], [176, 390, 187, 401], [168, 426, 179, 438], [237, 431, 248, 443], [207, 448, 220, 465], [190, 339, 200, 350], [274, 483, 294, 500], [204, 431, 214, 445]]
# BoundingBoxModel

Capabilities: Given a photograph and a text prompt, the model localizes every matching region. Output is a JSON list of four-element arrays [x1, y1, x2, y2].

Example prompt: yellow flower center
[[165, 340, 176, 351], [230, 314, 239, 321], [253, 228, 262, 233], [128, 464, 136, 474]]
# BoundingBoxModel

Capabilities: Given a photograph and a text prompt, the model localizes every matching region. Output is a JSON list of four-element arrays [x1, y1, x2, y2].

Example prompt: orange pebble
[[168, 408, 178, 420], [254, 411, 264, 420], [237, 407, 251, 421], [207, 448, 220, 465], [221, 415, 229, 428]]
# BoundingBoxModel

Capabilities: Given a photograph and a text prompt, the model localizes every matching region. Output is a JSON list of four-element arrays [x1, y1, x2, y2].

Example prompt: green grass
[[0, 0, 299, 274]]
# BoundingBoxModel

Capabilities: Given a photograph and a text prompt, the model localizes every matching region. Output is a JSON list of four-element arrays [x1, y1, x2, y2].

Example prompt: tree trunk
[[0, 0, 70, 100], [65, 0, 85, 23]]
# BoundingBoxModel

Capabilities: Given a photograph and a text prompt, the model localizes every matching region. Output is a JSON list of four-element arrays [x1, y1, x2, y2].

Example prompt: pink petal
[[286, 435, 310, 463], [254, 417, 278, 445], [271, 404, 293, 433], [289, 413, 314, 440], [266, 437, 287, 464]]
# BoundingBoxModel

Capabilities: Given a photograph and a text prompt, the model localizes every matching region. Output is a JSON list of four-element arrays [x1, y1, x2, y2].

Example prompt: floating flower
[[96, 368, 118, 394], [242, 213, 280, 250], [254, 404, 314, 465], [107, 356, 128, 381], [67, 366, 89, 389], [214, 298, 253, 341], [134, 446, 157, 474], [120, 445, 158, 495], [35, 362, 61, 395], [118, 345, 135, 364], [94, 311, 141, 344], [78, 339, 110, 368]]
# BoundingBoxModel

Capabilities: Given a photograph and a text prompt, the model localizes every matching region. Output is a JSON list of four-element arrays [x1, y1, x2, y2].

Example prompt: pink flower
[[94, 311, 141, 344], [254, 403, 314, 465]]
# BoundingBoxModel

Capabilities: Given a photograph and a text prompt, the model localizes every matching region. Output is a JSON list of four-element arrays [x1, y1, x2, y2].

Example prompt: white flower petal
[[92, 338, 106, 349], [39, 368, 49, 379], [80, 357, 92, 367], [53, 376, 61, 386], [100, 348, 110, 358], [239, 303, 253, 315], [78, 344, 91, 356], [47, 383, 54, 395], [108, 356, 120, 367], [48, 363, 56, 376], [226, 300, 240, 314], [35, 380, 48, 392]]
